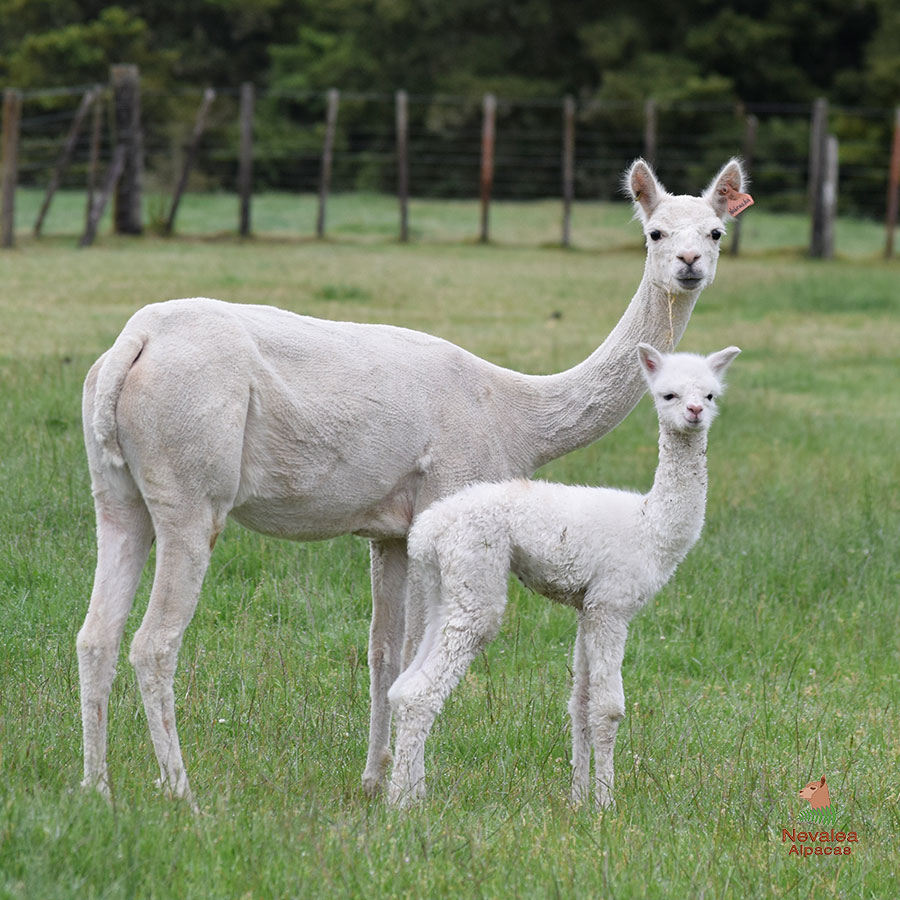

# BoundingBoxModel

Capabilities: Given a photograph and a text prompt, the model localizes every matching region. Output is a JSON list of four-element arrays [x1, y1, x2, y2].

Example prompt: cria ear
[[626, 158, 668, 224], [637, 343, 664, 381], [704, 159, 747, 219], [706, 346, 741, 379]]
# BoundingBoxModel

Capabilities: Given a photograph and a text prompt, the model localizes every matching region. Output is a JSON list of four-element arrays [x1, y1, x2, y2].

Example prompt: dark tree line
[[3, 0, 898, 105]]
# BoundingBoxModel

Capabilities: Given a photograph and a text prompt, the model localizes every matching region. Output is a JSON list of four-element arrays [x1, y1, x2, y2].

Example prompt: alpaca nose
[[678, 250, 700, 266], [687, 404, 703, 418]]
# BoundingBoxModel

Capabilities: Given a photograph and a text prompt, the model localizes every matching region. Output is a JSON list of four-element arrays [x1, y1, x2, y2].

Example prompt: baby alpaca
[[388, 343, 740, 809]]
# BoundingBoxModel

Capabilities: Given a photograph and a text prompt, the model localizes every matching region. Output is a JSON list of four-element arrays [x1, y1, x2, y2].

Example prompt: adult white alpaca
[[77, 158, 745, 808], [388, 343, 740, 809]]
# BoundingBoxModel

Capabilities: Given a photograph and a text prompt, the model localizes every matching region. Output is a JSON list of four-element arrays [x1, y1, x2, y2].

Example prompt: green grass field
[[1, 192, 898, 899]]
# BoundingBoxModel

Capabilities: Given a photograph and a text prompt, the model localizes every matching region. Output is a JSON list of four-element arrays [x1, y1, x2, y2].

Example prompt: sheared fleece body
[[90, 288, 698, 541]]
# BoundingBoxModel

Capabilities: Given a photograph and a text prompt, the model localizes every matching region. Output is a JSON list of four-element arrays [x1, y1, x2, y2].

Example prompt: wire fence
[[5, 81, 900, 254]]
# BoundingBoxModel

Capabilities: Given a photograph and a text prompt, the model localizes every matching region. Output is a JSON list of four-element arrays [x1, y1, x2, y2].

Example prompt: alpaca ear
[[820, 776, 826, 786], [637, 343, 664, 380], [626, 159, 668, 223], [704, 159, 747, 219], [706, 346, 741, 378]]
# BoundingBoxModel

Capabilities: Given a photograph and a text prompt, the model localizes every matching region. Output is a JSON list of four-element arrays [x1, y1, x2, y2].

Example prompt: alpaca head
[[799, 776, 831, 810], [626, 158, 747, 297], [637, 343, 740, 433]]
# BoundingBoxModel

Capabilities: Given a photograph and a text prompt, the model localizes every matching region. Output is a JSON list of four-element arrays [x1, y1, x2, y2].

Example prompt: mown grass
[[0, 193, 898, 899]]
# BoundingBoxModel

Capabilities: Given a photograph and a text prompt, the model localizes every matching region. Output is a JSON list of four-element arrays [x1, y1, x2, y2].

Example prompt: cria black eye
[[711, 229, 722, 241], [663, 393, 676, 401], [649, 229, 662, 241], [706, 393, 714, 400]]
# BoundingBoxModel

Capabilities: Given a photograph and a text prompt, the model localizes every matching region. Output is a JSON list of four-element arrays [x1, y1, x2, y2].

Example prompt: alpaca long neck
[[523, 274, 699, 469], [643, 425, 709, 562]]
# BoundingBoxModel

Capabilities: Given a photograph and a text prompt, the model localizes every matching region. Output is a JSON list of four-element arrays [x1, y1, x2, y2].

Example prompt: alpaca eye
[[663, 393, 676, 401], [649, 230, 662, 242], [711, 229, 722, 241], [706, 393, 714, 400]]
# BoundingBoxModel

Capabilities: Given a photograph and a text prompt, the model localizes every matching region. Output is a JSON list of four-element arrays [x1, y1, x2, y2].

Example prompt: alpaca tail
[[92, 331, 146, 468]]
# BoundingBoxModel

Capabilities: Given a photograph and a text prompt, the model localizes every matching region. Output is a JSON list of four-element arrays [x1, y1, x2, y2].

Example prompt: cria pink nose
[[678, 251, 701, 265], [687, 404, 703, 417]]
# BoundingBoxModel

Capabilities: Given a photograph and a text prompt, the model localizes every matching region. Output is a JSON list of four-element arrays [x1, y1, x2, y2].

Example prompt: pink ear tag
[[721, 184, 754, 217]]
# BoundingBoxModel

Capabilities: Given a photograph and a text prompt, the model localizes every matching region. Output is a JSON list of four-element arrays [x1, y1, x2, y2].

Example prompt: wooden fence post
[[1, 88, 23, 248], [821, 134, 838, 260], [730, 113, 757, 257], [479, 93, 496, 243], [396, 89, 409, 242], [80, 144, 127, 247], [238, 82, 254, 237], [643, 97, 657, 165], [316, 88, 339, 239], [110, 64, 143, 234], [34, 87, 99, 237], [561, 94, 575, 248], [165, 87, 216, 235], [85, 91, 105, 234], [808, 97, 829, 258], [884, 106, 900, 259]]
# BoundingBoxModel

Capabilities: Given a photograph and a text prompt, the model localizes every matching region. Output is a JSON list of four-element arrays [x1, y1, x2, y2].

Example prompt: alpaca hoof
[[153, 776, 198, 813], [570, 788, 590, 809], [361, 750, 393, 798], [387, 779, 424, 810], [80, 775, 112, 802], [362, 773, 384, 799]]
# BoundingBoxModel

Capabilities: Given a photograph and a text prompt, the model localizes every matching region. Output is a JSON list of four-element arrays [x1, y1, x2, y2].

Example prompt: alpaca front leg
[[362, 538, 408, 797], [77, 498, 154, 797], [590, 675, 625, 809], [568, 618, 591, 806], [581, 616, 627, 809]]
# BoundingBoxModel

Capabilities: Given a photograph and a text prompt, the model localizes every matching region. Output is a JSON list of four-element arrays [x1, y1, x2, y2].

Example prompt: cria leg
[[568, 616, 591, 806], [128, 514, 218, 811], [388, 621, 488, 807], [77, 495, 154, 797], [581, 615, 628, 809], [362, 538, 408, 797], [388, 561, 507, 808]]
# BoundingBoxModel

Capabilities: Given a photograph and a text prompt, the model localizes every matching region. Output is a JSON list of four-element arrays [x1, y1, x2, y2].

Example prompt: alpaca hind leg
[[388, 621, 489, 807], [77, 496, 154, 796], [582, 616, 628, 809], [362, 538, 408, 796], [129, 514, 217, 810], [568, 616, 592, 806], [388, 565, 508, 808]]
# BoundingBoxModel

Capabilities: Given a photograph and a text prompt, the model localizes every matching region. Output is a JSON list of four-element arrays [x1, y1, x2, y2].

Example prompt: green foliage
[[863, 0, 900, 104], [1, 6, 162, 88], [269, 25, 380, 93], [1, 0, 895, 105]]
